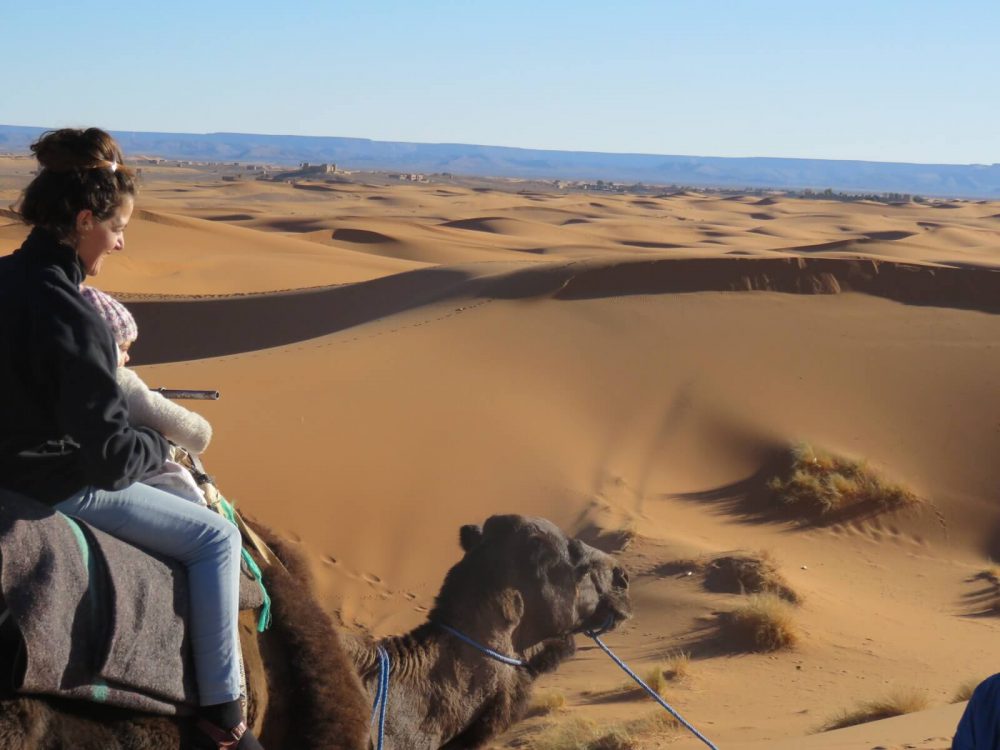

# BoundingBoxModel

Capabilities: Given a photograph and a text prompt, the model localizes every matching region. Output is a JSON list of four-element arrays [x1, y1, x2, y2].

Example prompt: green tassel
[[217, 495, 272, 632]]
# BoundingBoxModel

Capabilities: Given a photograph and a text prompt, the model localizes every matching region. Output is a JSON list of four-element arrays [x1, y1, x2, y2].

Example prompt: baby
[[80, 285, 212, 505]]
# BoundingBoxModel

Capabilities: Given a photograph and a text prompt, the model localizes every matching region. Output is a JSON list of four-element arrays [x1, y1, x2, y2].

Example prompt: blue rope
[[436, 623, 527, 667], [369, 645, 390, 750], [584, 625, 719, 750]]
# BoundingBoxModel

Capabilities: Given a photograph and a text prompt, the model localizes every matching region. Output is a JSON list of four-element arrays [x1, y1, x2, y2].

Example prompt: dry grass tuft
[[627, 712, 681, 736], [605, 652, 691, 698], [767, 444, 919, 517], [819, 688, 929, 731], [532, 717, 634, 750], [532, 713, 680, 750], [718, 592, 798, 652], [661, 650, 691, 683], [703, 550, 800, 603], [639, 665, 667, 696], [953, 678, 982, 703], [527, 690, 567, 717]]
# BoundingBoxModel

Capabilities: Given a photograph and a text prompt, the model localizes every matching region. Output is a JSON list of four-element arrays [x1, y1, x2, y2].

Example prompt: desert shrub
[[626, 712, 680, 736], [718, 592, 798, 652], [587, 730, 635, 750], [819, 688, 929, 731], [533, 713, 679, 750], [767, 444, 918, 517], [527, 690, 567, 717], [953, 678, 983, 703], [603, 653, 690, 699], [703, 551, 799, 603], [630, 665, 668, 697], [532, 718, 634, 750], [661, 650, 691, 683]]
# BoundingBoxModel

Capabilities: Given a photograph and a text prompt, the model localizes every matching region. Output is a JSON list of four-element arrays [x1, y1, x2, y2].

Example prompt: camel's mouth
[[576, 595, 632, 635]]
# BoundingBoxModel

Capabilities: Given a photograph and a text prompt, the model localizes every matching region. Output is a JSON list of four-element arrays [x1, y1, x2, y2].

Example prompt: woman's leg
[[56, 483, 242, 705]]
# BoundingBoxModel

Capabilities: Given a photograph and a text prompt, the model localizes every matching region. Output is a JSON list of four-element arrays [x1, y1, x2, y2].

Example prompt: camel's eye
[[568, 539, 585, 564], [528, 535, 558, 566]]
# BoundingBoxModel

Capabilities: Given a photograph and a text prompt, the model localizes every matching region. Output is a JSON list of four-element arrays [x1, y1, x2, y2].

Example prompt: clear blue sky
[[2, 1, 997, 164]]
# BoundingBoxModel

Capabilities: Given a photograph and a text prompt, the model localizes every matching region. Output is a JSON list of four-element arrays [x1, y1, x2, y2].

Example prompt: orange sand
[[3, 161, 999, 749]]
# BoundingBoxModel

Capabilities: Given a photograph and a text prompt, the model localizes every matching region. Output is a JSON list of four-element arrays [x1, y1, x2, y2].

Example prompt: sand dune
[[3, 164, 999, 748]]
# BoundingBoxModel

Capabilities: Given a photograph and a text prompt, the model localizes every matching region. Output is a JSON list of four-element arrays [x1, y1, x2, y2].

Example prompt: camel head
[[431, 514, 632, 652]]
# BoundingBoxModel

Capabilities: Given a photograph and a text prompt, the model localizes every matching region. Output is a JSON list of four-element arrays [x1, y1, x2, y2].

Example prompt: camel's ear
[[459, 524, 483, 551], [499, 589, 525, 626]]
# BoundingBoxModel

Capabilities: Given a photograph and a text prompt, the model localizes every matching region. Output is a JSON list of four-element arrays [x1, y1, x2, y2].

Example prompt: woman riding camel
[[0, 128, 263, 750]]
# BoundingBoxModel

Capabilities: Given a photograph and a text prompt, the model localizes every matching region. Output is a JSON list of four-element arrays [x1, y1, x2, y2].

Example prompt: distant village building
[[266, 163, 337, 181], [298, 162, 336, 174]]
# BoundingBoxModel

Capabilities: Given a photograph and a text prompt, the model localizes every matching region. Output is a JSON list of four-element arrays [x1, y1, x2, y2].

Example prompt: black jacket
[[0, 227, 169, 504]]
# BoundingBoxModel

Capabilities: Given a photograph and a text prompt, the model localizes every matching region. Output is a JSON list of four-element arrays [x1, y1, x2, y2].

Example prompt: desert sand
[[3, 158, 999, 749]]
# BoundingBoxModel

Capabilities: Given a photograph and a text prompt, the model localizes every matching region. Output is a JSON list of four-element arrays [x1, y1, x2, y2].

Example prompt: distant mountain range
[[3, 123, 998, 198]]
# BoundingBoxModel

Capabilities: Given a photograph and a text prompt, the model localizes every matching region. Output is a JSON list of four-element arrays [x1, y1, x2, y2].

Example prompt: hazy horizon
[[2, 122, 997, 170]]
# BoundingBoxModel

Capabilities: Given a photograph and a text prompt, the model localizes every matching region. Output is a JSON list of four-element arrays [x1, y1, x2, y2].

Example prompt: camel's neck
[[432, 607, 523, 658], [369, 620, 521, 682], [355, 621, 528, 748]]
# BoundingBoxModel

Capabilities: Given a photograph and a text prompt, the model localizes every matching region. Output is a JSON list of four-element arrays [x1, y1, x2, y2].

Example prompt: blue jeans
[[56, 483, 242, 705], [953, 673, 1000, 749]]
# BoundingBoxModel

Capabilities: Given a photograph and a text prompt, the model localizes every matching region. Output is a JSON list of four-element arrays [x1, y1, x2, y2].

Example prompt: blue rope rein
[[584, 621, 720, 750], [436, 623, 528, 667], [369, 645, 391, 750]]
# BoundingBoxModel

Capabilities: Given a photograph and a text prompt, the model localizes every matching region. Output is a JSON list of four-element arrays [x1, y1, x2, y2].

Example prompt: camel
[[0, 514, 631, 749], [343, 514, 632, 749]]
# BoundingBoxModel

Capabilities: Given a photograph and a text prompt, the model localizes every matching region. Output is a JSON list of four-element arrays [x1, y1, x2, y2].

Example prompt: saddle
[[0, 456, 272, 716]]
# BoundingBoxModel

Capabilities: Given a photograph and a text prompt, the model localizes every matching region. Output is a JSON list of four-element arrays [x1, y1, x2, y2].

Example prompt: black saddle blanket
[[0, 490, 263, 715]]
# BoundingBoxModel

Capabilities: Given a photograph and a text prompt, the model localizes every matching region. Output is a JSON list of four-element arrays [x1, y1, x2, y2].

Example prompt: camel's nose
[[612, 566, 629, 590]]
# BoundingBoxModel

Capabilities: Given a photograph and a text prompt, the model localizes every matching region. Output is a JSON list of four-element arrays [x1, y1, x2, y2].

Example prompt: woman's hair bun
[[31, 128, 124, 173]]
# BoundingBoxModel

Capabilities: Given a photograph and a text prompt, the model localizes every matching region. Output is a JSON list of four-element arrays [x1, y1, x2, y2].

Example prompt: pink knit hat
[[80, 286, 138, 347]]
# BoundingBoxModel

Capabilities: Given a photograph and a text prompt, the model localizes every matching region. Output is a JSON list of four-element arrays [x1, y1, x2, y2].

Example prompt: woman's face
[[74, 195, 134, 276]]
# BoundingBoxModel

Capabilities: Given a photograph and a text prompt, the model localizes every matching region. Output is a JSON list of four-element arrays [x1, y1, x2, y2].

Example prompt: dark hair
[[18, 128, 137, 239]]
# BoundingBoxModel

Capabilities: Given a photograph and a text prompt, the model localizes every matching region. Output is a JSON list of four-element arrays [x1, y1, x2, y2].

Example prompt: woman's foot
[[195, 719, 264, 749], [196, 699, 264, 749]]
